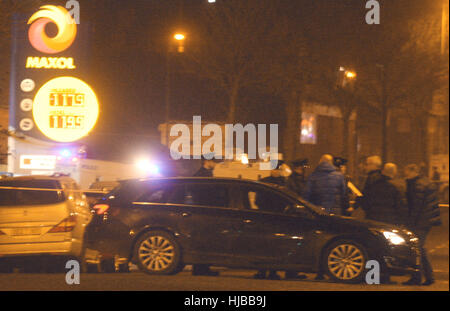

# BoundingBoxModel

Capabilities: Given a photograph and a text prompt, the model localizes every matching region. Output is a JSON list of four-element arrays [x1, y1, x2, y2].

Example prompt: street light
[[166, 32, 187, 124], [173, 33, 186, 53], [174, 33, 185, 41], [345, 71, 356, 79]]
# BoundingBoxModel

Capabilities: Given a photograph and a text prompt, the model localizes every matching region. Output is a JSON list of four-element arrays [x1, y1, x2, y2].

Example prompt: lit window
[[300, 112, 317, 144]]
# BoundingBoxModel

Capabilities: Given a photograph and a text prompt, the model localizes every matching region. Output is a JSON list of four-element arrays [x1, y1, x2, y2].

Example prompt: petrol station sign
[[10, 3, 98, 143], [33, 76, 99, 142], [8, 2, 98, 175]]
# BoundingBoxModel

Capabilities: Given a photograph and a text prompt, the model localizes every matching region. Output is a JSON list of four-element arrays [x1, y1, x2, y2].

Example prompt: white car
[[0, 175, 92, 270]]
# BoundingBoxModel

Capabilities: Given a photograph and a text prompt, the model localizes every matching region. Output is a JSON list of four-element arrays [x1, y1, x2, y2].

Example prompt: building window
[[300, 112, 317, 144]]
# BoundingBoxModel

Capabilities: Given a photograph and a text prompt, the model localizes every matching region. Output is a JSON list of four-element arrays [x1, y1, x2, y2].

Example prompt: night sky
[[3, 0, 444, 163]]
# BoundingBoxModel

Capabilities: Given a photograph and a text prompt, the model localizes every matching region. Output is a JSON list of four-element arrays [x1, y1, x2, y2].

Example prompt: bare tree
[[182, 0, 276, 123], [358, 0, 447, 163]]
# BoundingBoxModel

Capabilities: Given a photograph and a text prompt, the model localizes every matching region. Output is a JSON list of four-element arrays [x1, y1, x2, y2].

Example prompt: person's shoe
[[422, 279, 435, 286], [267, 272, 281, 280], [314, 274, 325, 281], [253, 271, 266, 279], [381, 279, 397, 285], [380, 275, 396, 285], [402, 278, 421, 285], [285, 273, 307, 280], [192, 266, 219, 276]]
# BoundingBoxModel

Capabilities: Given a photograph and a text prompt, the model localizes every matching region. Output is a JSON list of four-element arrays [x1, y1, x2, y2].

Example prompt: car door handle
[[181, 212, 191, 218]]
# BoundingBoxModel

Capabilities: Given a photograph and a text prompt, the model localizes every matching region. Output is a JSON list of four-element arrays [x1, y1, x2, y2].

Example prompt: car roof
[[0, 175, 76, 183], [123, 176, 279, 188]]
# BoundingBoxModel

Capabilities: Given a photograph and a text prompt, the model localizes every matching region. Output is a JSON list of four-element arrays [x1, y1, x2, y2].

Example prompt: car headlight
[[381, 231, 406, 245]]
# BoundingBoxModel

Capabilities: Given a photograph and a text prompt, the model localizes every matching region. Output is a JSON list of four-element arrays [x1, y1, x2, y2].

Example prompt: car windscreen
[[102, 179, 150, 203], [0, 180, 65, 206], [270, 185, 328, 216]]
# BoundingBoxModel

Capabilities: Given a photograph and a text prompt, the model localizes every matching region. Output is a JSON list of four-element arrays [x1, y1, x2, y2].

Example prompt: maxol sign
[[9, 4, 99, 143]]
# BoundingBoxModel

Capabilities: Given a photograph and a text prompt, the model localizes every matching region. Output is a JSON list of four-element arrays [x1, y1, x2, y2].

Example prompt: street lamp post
[[165, 33, 186, 124]]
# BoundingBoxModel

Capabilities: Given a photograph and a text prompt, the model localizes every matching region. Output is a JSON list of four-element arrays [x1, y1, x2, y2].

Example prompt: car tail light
[[93, 204, 110, 215], [48, 215, 77, 233]]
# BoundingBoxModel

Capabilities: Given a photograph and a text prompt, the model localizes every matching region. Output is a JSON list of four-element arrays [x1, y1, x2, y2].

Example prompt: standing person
[[361, 163, 407, 225], [303, 154, 348, 215], [303, 154, 348, 282], [285, 159, 310, 280], [254, 160, 286, 280], [431, 166, 441, 183], [260, 160, 287, 187], [357, 156, 383, 216], [287, 159, 309, 196], [402, 164, 441, 286], [193, 156, 218, 177], [362, 156, 383, 194], [192, 155, 220, 276], [333, 157, 355, 216]]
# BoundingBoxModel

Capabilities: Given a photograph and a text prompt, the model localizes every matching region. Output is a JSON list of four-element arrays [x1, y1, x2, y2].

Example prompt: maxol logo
[[28, 5, 77, 54]]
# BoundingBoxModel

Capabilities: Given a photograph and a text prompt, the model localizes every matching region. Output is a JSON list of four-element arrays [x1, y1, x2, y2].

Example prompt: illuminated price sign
[[33, 76, 99, 142]]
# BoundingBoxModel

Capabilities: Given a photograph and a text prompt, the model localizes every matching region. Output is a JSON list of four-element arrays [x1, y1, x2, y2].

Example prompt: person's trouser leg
[[417, 228, 434, 282]]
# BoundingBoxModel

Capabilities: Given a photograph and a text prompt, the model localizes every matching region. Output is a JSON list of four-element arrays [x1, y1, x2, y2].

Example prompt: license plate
[[11, 228, 41, 236]]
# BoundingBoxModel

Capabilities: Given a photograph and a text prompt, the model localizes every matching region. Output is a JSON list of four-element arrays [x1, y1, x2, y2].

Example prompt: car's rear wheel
[[324, 240, 367, 284], [134, 230, 182, 275]]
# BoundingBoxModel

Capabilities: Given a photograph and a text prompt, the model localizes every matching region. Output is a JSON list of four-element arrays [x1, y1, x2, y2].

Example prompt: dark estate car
[[85, 177, 421, 283]]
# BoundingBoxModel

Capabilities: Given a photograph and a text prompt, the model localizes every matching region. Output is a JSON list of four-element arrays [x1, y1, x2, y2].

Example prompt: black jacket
[[193, 166, 213, 177], [361, 173, 407, 225], [287, 172, 306, 196], [260, 175, 286, 187], [406, 175, 441, 230]]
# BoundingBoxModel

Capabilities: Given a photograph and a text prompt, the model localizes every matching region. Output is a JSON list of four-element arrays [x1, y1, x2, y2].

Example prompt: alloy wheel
[[138, 235, 175, 271], [327, 244, 365, 281]]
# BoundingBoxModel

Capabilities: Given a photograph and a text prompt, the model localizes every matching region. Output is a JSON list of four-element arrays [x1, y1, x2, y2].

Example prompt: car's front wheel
[[324, 240, 367, 283], [134, 230, 182, 275]]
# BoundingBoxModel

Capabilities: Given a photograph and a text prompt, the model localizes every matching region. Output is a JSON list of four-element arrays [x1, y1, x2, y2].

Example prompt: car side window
[[168, 183, 230, 208], [241, 186, 293, 214], [137, 185, 171, 204]]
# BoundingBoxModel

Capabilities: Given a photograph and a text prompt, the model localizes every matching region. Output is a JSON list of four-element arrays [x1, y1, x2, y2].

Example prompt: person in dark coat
[[303, 154, 348, 215], [192, 155, 220, 276], [193, 157, 218, 177], [360, 163, 407, 225], [402, 164, 441, 286], [254, 160, 286, 280], [287, 158, 309, 196], [357, 155, 383, 214], [302, 154, 347, 281], [361, 156, 383, 194], [333, 157, 355, 216]]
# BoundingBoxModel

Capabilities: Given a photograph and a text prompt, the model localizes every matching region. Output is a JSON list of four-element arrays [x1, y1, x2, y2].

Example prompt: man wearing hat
[[287, 158, 309, 196], [193, 153, 220, 177], [259, 160, 288, 187], [192, 153, 221, 276], [254, 160, 287, 280]]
